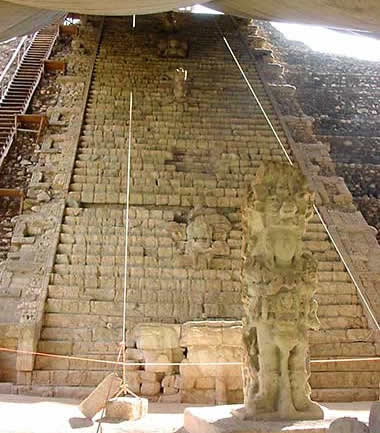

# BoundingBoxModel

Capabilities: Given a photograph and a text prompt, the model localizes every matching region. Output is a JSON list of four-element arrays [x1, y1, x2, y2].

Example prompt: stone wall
[[0, 14, 379, 402], [255, 21, 380, 241], [126, 321, 242, 404]]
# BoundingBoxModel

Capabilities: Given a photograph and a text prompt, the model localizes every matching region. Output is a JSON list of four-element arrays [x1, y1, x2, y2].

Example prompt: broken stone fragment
[[369, 402, 380, 433], [329, 417, 369, 433], [36, 191, 51, 203], [79, 373, 122, 419]]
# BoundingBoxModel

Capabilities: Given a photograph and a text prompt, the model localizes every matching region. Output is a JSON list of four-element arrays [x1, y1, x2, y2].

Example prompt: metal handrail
[[0, 34, 35, 101]]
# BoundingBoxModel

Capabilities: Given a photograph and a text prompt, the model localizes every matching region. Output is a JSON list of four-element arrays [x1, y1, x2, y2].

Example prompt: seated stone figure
[[237, 161, 323, 421]]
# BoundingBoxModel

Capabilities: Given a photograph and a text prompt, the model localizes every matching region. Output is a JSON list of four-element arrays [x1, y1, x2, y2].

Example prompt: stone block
[[79, 373, 121, 418], [329, 418, 368, 433], [159, 392, 182, 403], [134, 323, 180, 350], [125, 371, 141, 394], [182, 389, 216, 405], [105, 397, 148, 421], [139, 371, 162, 383], [181, 322, 223, 347], [141, 381, 161, 396], [126, 348, 143, 361], [221, 325, 242, 346], [196, 377, 215, 389], [162, 374, 180, 389], [143, 349, 174, 374], [369, 402, 380, 433], [163, 386, 178, 395]]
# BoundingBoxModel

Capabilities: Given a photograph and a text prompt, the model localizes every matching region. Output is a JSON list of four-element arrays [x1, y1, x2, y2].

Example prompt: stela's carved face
[[264, 190, 303, 267]]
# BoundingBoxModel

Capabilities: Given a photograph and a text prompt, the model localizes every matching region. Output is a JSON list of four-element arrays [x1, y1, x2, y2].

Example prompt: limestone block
[[181, 322, 222, 347], [216, 377, 228, 405], [125, 371, 141, 395], [329, 418, 369, 433], [159, 392, 182, 403], [124, 360, 141, 371], [134, 323, 180, 350], [141, 381, 161, 396], [221, 325, 242, 347], [251, 36, 266, 48], [143, 349, 174, 373], [162, 374, 178, 389], [369, 402, 380, 433], [126, 348, 143, 361], [79, 373, 121, 418], [105, 397, 148, 421], [196, 377, 215, 389], [139, 371, 162, 383], [182, 389, 215, 405], [182, 345, 242, 379], [173, 347, 185, 363], [163, 386, 178, 395]]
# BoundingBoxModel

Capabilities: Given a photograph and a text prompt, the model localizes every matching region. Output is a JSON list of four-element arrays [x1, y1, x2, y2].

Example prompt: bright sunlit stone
[[272, 22, 380, 62]]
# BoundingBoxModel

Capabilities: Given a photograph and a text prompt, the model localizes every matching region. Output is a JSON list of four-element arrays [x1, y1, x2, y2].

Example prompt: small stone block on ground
[[105, 396, 148, 421], [184, 405, 332, 433], [369, 402, 380, 433], [329, 418, 368, 433], [79, 373, 122, 418]]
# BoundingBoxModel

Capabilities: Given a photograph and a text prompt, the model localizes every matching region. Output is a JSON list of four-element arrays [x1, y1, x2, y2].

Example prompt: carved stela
[[236, 162, 323, 421]]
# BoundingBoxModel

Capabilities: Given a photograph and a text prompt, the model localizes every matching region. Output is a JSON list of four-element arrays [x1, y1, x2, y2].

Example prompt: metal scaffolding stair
[[0, 25, 59, 167]]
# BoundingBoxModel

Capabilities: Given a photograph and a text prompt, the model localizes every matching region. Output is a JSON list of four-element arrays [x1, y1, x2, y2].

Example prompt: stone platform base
[[184, 405, 334, 433]]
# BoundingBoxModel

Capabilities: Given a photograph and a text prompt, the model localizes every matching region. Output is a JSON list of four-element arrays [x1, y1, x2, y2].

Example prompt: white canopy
[[1, 0, 380, 41], [0, 1, 65, 41]]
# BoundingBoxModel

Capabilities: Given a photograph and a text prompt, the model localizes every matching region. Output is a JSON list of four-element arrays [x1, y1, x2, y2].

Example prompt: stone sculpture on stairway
[[236, 161, 324, 421]]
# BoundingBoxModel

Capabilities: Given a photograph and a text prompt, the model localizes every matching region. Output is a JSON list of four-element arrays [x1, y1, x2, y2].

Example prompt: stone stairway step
[[30, 14, 377, 403], [317, 282, 357, 295], [0, 382, 14, 394], [311, 387, 378, 402], [310, 371, 380, 389], [320, 316, 368, 330], [318, 304, 363, 317], [315, 293, 358, 305], [310, 341, 376, 357], [310, 328, 375, 344], [311, 359, 380, 372]]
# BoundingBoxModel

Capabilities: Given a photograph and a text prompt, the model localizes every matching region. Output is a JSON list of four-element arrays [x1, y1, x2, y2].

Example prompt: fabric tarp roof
[[0, 0, 380, 41], [0, 1, 65, 41]]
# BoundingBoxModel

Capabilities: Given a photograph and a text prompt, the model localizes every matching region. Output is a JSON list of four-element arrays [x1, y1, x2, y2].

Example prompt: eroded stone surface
[[239, 162, 322, 420], [329, 417, 368, 433], [368, 402, 380, 433], [0, 14, 378, 404], [105, 396, 148, 421], [79, 373, 122, 418]]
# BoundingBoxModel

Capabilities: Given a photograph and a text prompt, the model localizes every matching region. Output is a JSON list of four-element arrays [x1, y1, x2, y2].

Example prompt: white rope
[[313, 205, 380, 330], [218, 23, 380, 331], [220, 34, 293, 166], [3, 347, 380, 366], [311, 357, 380, 364], [122, 91, 133, 387]]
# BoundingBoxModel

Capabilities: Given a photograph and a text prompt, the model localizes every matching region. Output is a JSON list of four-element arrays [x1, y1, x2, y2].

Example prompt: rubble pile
[[0, 33, 70, 262]]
